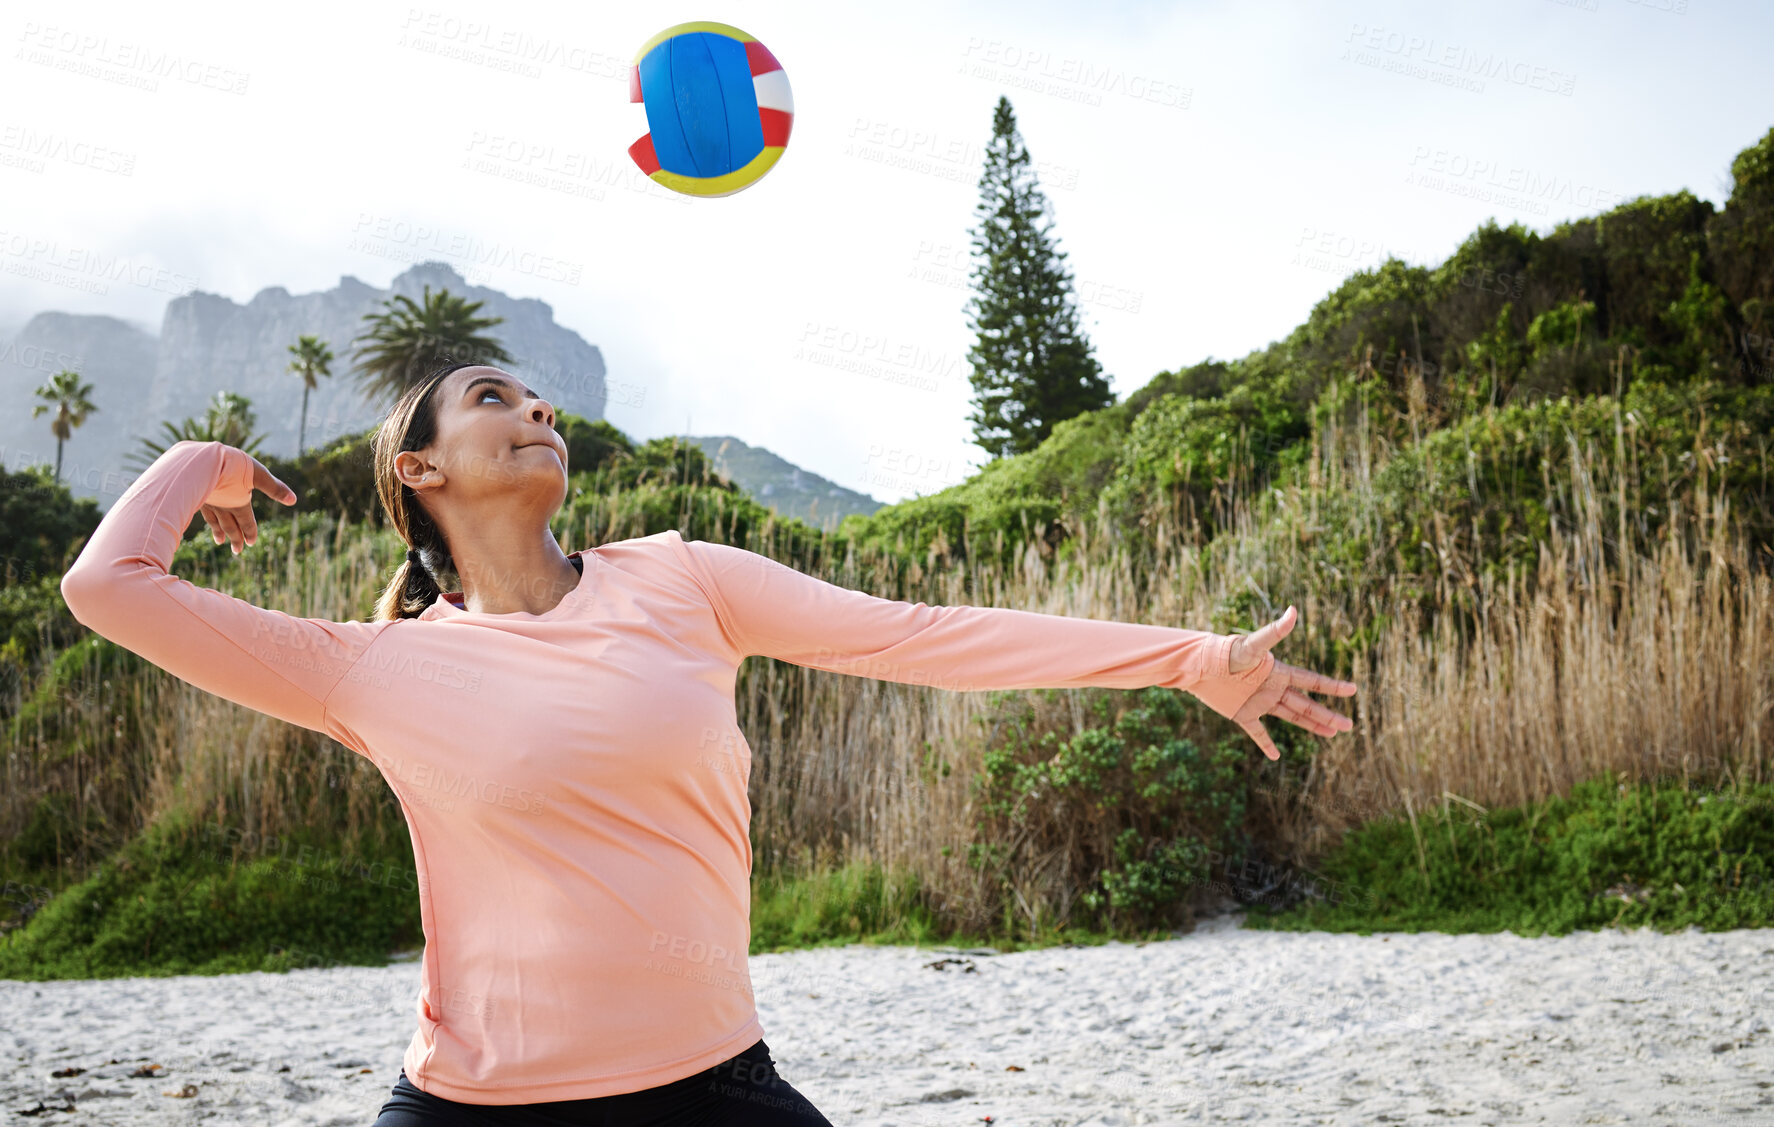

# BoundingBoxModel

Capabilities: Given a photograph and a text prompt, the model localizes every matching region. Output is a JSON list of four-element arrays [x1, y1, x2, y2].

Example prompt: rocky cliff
[[2, 262, 607, 507], [147, 260, 607, 458]]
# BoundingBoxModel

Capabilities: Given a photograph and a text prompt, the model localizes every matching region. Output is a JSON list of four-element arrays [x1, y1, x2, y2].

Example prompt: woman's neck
[[452, 548, 583, 615]]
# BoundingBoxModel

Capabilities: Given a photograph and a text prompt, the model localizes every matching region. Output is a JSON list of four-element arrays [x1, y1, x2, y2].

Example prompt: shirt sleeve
[[58, 439, 391, 736], [665, 531, 1275, 721]]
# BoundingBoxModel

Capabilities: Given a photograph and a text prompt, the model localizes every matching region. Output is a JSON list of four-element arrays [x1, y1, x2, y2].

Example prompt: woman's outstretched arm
[[59, 440, 392, 735], [667, 532, 1341, 730]]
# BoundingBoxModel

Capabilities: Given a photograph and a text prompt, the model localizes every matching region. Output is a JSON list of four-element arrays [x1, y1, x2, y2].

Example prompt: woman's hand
[[201, 453, 297, 555], [1226, 605, 1358, 761]]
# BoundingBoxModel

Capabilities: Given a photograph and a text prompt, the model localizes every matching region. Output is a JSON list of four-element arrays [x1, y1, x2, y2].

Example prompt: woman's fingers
[[1277, 688, 1353, 736], [1287, 662, 1359, 698], [200, 456, 289, 554], [1243, 604, 1296, 655], [1224, 607, 1362, 759], [201, 505, 257, 554], [1240, 717, 1281, 761], [1229, 605, 1297, 672], [252, 457, 298, 505], [206, 507, 231, 550], [220, 509, 246, 553]]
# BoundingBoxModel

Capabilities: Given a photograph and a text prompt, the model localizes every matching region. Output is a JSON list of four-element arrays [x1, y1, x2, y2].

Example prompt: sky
[[2, 0, 1769, 505]]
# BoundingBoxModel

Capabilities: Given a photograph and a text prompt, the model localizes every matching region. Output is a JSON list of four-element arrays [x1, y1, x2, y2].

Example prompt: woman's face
[[396, 365, 569, 502]]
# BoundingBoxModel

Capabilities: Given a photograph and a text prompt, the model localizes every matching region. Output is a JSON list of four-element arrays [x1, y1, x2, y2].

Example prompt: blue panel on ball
[[637, 43, 695, 178], [705, 33, 765, 167], [670, 32, 731, 177]]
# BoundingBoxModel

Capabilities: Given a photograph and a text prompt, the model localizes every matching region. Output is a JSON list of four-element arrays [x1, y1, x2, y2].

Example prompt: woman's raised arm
[[59, 440, 392, 735], [668, 532, 1298, 724]]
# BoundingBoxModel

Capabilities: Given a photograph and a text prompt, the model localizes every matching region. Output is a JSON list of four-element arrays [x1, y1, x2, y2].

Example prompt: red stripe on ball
[[759, 108, 793, 147], [745, 41, 782, 76], [628, 134, 661, 175]]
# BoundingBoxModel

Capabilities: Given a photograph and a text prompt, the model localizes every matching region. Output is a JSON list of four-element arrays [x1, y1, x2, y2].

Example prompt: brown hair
[[370, 360, 478, 621]]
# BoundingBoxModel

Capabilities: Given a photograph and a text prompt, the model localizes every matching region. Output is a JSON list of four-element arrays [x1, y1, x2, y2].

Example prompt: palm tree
[[350, 284, 512, 408], [287, 335, 334, 457], [30, 369, 99, 484], [128, 391, 267, 472]]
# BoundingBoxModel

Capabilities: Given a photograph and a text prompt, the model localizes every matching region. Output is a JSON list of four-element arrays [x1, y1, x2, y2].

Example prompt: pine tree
[[964, 96, 1113, 458]]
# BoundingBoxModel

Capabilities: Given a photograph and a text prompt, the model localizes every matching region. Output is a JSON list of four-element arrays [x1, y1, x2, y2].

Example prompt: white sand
[[3, 911, 1770, 1125]]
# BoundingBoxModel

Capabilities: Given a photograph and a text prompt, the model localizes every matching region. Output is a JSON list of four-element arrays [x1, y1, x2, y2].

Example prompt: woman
[[59, 361, 1357, 1125]]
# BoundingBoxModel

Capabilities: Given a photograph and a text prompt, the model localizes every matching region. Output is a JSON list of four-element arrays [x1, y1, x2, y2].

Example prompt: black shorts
[[371, 1039, 834, 1126]]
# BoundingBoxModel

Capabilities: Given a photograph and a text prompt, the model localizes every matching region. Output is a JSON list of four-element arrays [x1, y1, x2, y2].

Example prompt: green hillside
[[685, 433, 884, 532]]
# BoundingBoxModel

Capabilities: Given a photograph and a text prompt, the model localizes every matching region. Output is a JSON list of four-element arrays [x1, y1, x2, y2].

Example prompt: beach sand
[[3, 911, 1770, 1125]]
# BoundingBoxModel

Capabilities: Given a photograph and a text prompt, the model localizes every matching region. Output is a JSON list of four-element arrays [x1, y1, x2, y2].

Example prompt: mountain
[[1, 262, 607, 508], [685, 434, 883, 532]]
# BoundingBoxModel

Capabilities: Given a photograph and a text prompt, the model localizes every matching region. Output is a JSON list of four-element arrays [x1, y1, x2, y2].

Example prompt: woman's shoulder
[[582, 528, 704, 583], [588, 530, 745, 621], [587, 528, 687, 562]]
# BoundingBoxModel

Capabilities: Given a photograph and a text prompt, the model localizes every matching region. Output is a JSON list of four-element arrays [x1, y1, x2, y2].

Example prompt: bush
[[1245, 775, 1774, 935], [0, 461, 102, 583], [0, 573, 86, 690], [969, 686, 1256, 936], [1100, 385, 1303, 542], [0, 808, 423, 979]]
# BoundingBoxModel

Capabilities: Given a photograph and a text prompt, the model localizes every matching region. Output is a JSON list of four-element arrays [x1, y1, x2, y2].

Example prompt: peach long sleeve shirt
[[57, 440, 1276, 1104]]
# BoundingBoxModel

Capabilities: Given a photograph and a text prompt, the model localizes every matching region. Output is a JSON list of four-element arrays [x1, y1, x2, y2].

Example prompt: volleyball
[[627, 21, 794, 198]]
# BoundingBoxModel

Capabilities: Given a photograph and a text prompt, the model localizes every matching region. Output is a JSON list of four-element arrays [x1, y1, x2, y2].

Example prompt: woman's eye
[[479, 388, 504, 403]]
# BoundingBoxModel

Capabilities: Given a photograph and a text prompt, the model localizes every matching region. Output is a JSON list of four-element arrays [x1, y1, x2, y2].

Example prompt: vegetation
[[288, 334, 335, 457], [4, 126, 1774, 976], [349, 284, 512, 408], [27, 369, 98, 485], [1243, 775, 1774, 935], [126, 390, 268, 472], [965, 95, 1113, 458]]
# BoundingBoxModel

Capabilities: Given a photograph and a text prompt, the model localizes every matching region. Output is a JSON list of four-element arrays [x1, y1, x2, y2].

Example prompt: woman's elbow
[[60, 561, 108, 627]]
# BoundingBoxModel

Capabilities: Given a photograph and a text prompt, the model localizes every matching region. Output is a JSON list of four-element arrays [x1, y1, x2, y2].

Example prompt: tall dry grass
[[4, 512, 416, 881]]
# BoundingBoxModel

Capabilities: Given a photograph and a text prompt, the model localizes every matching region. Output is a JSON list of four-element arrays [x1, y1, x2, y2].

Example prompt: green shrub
[[1245, 775, 1774, 936], [971, 686, 1256, 935], [0, 462, 103, 583], [0, 808, 423, 979]]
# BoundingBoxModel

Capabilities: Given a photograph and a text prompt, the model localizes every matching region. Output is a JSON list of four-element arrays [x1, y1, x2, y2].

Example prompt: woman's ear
[[395, 450, 441, 492]]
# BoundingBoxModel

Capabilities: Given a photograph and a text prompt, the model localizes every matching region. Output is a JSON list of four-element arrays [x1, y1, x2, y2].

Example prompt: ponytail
[[370, 360, 476, 621]]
